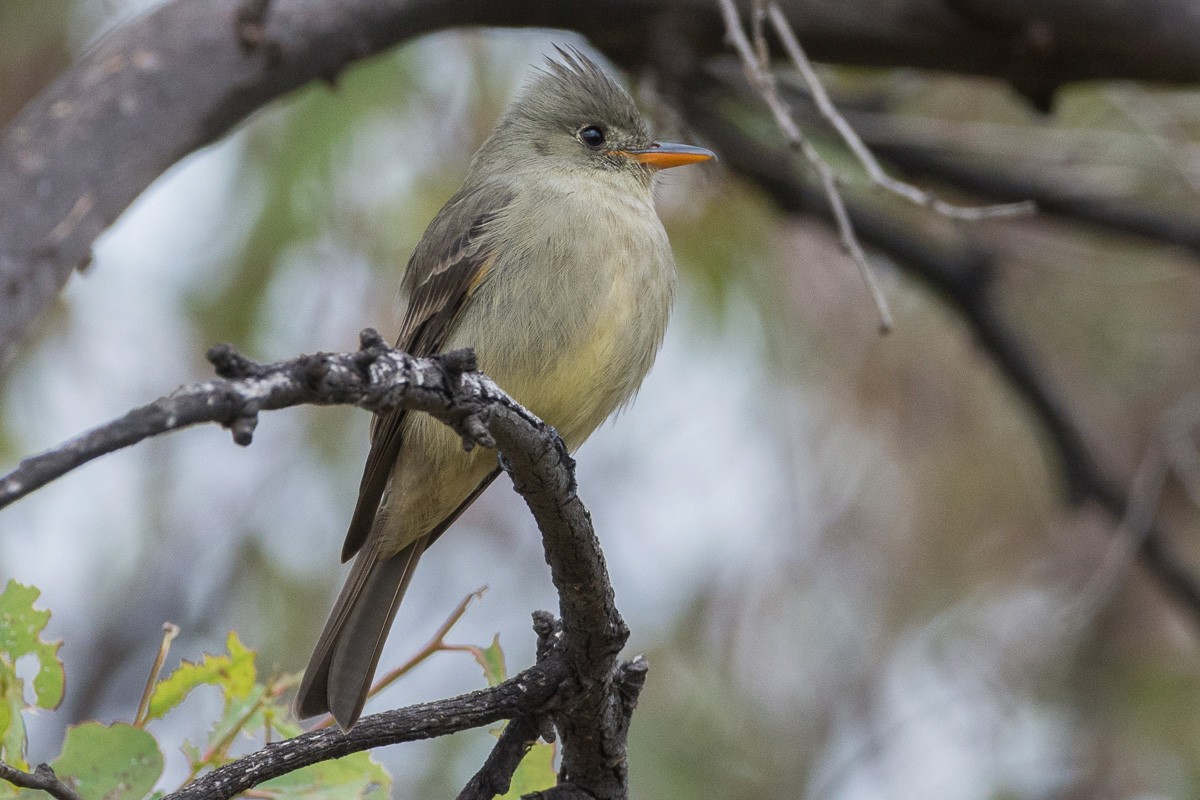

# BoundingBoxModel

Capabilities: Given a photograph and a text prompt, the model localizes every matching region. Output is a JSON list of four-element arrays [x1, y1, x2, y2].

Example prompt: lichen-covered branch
[[0, 331, 645, 800]]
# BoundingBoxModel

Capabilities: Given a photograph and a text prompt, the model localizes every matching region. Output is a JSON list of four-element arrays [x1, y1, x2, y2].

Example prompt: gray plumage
[[295, 46, 711, 730]]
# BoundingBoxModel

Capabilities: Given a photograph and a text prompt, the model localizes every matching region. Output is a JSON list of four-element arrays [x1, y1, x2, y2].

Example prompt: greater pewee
[[295, 47, 714, 730]]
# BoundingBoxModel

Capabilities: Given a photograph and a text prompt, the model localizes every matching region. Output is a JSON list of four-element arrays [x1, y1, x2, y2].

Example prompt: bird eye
[[578, 125, 606, 148]]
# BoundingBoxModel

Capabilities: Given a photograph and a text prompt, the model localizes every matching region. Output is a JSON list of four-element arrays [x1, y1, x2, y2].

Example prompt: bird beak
[[616, 142, 716, 169]]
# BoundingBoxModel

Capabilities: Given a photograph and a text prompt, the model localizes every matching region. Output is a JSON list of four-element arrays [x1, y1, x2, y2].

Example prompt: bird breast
[[450, 171, 676, 449]]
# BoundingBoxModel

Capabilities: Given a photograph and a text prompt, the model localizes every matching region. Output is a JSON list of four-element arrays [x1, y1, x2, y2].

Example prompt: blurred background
[[3, 1, 1200, 798]]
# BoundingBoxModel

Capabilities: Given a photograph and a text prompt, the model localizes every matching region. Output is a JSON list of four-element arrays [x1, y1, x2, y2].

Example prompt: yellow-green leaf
[[0, 581, 64, 710], [472, 635, 506, 688], [497, 740, 557, 799], [51, 722, 163, 800], [0, 663, 28, 769], [145, 632, 256, 722]]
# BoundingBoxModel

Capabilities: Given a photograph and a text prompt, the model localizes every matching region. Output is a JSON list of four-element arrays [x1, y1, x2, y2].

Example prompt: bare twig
[[311, 586, 489, 731], [369, 586, 489, 698], [683, 89, 1200, 621], [134, 622, 180, 728], [764, 3, 1035, 221], [0, 763, 84, 800], [0, 332, 498, 510], [718, 0, 894, 332]]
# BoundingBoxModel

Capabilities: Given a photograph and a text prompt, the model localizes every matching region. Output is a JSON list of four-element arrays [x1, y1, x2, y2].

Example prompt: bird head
[[483, 46, 714, 183]]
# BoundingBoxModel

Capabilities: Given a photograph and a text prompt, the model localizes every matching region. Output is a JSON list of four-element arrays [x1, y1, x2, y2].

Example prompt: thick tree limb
[[5, 0, 1200, 358], [1, 332, 643, 799]]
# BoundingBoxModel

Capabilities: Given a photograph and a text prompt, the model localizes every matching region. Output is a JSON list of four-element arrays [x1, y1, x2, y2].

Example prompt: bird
[[295, 46, 714, 730]]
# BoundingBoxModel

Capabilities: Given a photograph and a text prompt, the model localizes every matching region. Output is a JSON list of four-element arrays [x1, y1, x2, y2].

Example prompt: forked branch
[[0, 332, 644, 800]]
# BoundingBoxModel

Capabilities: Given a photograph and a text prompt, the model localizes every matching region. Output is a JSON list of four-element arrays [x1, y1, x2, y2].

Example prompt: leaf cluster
[[0, 581, 553, 800]]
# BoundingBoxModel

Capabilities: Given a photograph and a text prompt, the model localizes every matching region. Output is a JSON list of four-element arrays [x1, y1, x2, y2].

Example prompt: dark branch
[[456, 715, 543, 800], [857, 141, 1200, 259], [682, 79, 1200, 621], [6, 0, 1200, 357], [1, 331, 644, 800], [0, 763, 84, 800], [164, 660, 565, 800], [0, 331, 495, 510]]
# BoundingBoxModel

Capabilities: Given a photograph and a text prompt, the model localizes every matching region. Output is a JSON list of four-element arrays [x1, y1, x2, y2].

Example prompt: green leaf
[[473, 635, 507, 688], [51, 722, 163, 800], [0, 664, 28, 769], [0, 581, 64, 709], [497, 741, 557, 799], [257, 752, 391, 800], [204, 686, 268, 753], [145, 632, 256, 722]]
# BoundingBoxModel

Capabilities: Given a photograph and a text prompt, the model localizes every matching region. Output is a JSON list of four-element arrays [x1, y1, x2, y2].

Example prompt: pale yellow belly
[[374, 174, 673, 555]]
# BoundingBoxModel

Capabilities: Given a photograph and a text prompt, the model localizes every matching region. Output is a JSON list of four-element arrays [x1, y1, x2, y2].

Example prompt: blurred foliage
[[0, 585, 392, 799], [3, 4, 1200, 800], [0, 1, 72, 128], [186, 49, 423, 348], [0, 583, 555, 799]]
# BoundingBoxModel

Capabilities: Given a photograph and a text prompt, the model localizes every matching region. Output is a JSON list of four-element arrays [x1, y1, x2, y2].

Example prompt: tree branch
[[0, 330, 497, 509], [0, 763, 84, 800], [5, 0, 1200, 358], [456, 714, 543, 800], [682, 82, 1200, 622], [1, 330, 645, 799], [164, 659, 565, 800]]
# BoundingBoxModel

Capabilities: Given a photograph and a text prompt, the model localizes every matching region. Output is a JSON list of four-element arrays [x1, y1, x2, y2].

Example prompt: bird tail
[[293, 537, 426, 730]]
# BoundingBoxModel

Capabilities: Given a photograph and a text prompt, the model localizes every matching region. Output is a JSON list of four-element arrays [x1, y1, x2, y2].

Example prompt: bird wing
[[340, 186, 511, 562]]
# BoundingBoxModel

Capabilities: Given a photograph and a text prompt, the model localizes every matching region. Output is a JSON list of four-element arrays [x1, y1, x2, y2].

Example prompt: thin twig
[[310, 586, 489, 731], [764, 3, 1035, 221], [370, 586, 489, 695], [135, 622, 179, 728], [0, 762, 84, 800], [163, 660, 566, 800], [718, 0, 894, 333]]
